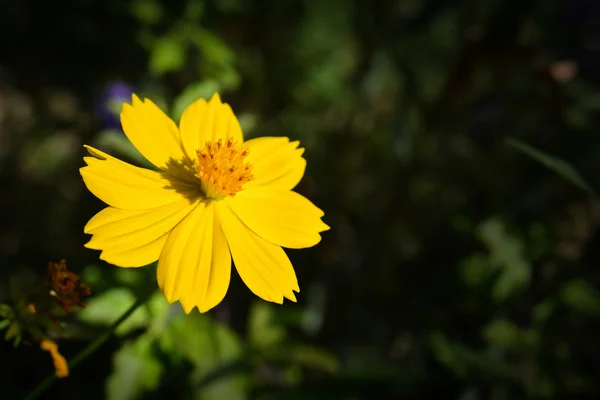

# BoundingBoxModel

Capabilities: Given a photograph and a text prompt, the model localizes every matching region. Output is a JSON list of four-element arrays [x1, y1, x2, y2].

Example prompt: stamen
[[195, 137, 254, 199]]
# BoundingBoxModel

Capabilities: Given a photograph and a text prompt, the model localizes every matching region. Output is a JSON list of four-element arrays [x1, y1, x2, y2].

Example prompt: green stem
[[24, 296, 147, 400]]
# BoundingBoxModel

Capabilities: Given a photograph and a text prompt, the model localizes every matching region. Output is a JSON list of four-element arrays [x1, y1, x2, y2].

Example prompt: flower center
[[194, 138, 253, 200]]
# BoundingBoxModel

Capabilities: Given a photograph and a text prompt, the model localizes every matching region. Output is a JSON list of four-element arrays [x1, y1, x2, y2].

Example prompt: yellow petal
[[101, 236, 168, 268], [84, 199, 198, 267], [216, 202, 299, 304], [121, 94, 188, 170], [80, 145, 199, 210], [179, 93, 243, 161], [40, 340, 69, 378], [226, 188, 329, 249], [244, 137, 306, 190], [157, 201, 232, 313]]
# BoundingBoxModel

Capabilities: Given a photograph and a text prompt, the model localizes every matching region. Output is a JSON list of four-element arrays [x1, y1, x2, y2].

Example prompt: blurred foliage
[[507, 138, 597, 195], [3, 0, 600, 399]]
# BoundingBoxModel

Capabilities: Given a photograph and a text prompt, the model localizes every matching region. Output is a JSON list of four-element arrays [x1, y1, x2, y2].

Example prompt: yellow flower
[[80, 93, 329, 313], [40, 339, 69, 378]]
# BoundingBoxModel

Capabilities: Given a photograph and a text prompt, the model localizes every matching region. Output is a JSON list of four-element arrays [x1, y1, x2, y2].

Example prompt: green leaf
[[215, 0, 243, 13], [198, 374, 247, 400], [483, 319, 539, 350], [4, 322, 20, 341], [532, 300, 556, 325], [80, 265, 103, 287], [192, 29, 240, 88], [0, 319, 10, 330], [248, 302, 285, 349], [184, 0, 204, 21], [0, 304, 13, 318], [106, 335, 164, 400], [561, 279, 600, 315], [78, 288, 140, 335], [477, 218, 531, 302], [160, 314, 242, 365], [430, 333, 519, 380], [429, 333, 468, 377], [506, 138, 596, 195], [159, 314, 247, 400], [150, 36, 186, 76], [78, 288, 168, 336], [286, 345, 340, 373], [460, 254, 490, 288], [130, 0, 163, 25], [194, 30, 235, 65], [482, 319, 519, 348], [115, 269, 144, 286], [171, 80, 221, 122]]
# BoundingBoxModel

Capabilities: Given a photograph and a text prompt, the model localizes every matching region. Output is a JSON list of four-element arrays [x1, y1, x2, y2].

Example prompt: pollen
[[195, 137, 254, 200]]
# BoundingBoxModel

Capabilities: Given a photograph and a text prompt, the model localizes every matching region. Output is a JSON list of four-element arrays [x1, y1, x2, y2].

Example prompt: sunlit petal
[[244, 136, 306, 190], [100, 236, 168, 268], [216, 202, 299, 304], [179, 93, 244, 161], [80, 145, 199, 210], [84, 199, 199, 267], [157, 201, 232, 313], [226, 188, 329, 249], [121, 94, 188, 170]]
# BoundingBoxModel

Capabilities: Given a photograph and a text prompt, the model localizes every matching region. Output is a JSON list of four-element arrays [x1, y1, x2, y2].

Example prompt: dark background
[[2, 0, 600, 399]]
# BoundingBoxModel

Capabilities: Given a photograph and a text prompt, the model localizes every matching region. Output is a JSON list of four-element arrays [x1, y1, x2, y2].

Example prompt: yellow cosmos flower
[[80, 93, 329, 313]]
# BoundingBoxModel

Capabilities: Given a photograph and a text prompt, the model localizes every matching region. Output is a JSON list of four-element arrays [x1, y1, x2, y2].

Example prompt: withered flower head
[[45, 259, 91, 312]]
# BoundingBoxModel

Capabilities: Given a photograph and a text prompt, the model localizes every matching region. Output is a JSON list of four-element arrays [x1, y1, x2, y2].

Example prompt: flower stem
[[24, 295, 148, 400]]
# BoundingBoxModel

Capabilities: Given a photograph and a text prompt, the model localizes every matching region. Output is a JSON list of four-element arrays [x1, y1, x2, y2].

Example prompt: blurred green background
[[2, 0, 600, 398]]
